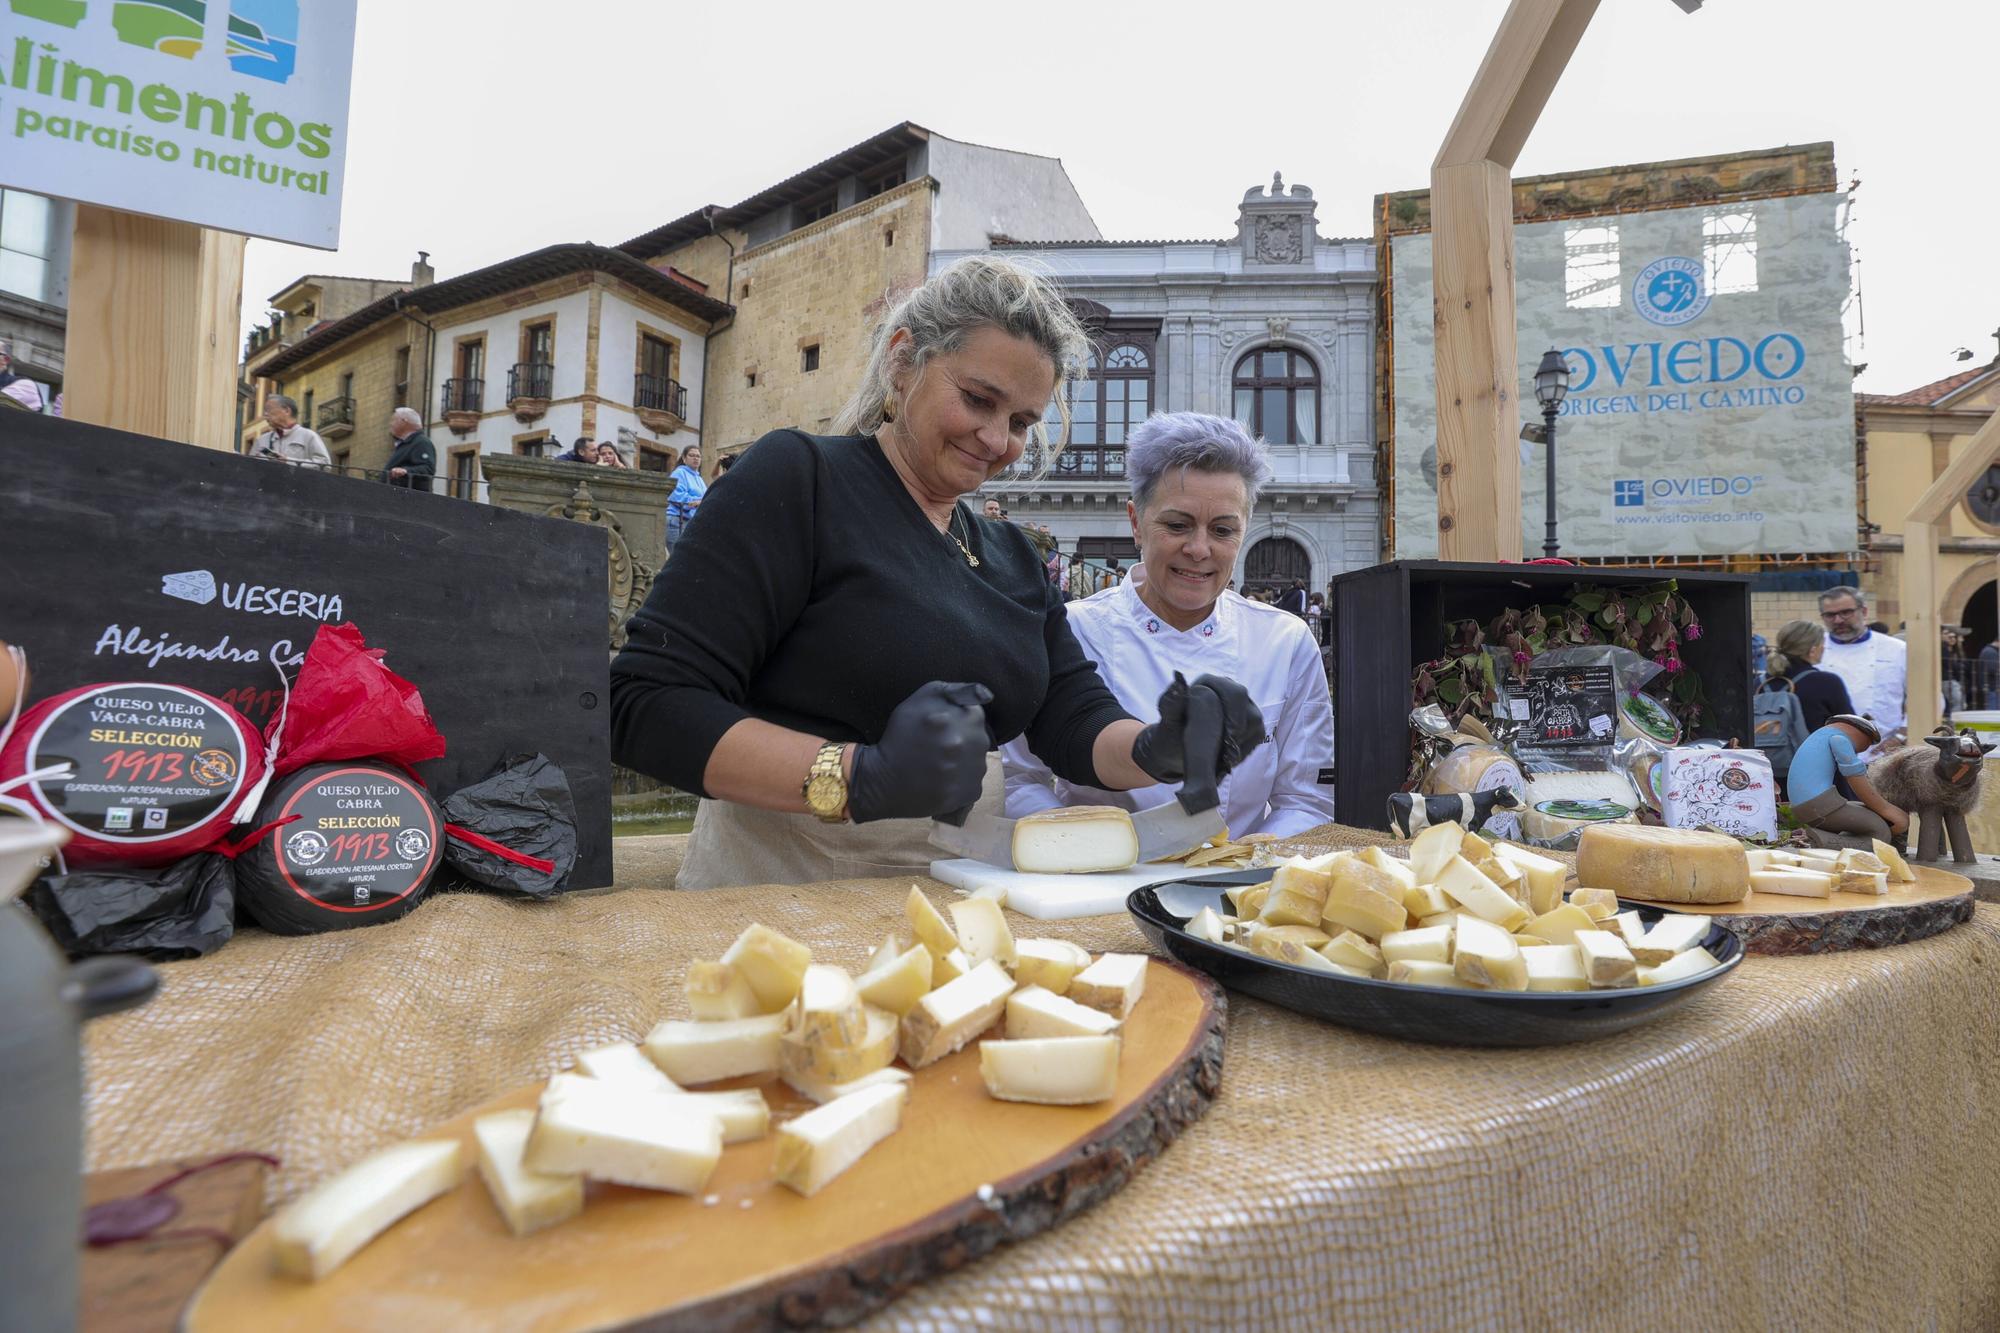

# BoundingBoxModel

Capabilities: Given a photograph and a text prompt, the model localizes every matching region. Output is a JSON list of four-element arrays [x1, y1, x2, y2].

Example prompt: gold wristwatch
[[802, 741, 848, 823]]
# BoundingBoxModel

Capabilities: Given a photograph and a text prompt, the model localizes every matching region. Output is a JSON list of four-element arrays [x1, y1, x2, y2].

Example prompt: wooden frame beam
[[1431, 0, 1600, 562], [1903, 410, 2000, 738]]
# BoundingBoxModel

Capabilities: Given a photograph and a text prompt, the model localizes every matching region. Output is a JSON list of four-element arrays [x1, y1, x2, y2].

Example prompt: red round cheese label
[[272, 765, 441, 914], [22, 683, 249, 845]]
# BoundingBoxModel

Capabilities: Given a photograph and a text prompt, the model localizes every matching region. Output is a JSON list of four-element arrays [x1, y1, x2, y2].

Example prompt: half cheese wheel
[[1575, 824, 1750, 905]]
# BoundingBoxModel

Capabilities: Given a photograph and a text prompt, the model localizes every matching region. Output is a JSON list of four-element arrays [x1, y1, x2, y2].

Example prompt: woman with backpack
[[1763, 620, 1855, 733]]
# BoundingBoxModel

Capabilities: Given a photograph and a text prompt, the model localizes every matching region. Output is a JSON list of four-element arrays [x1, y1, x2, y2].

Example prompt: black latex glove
[[848, 681, 993, 824], [1130, 672, 1268, 784]]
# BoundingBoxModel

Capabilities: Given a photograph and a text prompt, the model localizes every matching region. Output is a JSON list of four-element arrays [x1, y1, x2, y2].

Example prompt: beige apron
[[675, 754, 1006, 890]]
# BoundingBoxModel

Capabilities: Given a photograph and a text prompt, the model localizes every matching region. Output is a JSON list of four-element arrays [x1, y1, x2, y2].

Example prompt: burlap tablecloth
[[82, 830, 2000, 1330]]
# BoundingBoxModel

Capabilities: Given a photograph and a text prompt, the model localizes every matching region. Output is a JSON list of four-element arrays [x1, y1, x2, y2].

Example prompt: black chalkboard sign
[[1521, 663, 1616, 746], [0, 412, 613, 889]]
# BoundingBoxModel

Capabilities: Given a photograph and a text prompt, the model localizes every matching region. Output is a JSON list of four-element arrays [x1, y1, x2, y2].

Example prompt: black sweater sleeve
[[1796, 668, 1854, 735], [609, 432, 819, 795], [1027, 585, 1134, 786]]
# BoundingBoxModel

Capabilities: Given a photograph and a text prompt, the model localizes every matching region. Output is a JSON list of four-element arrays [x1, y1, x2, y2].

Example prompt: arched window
[[1243, 536, 1311, 594], [1232, 348, 1318, 445], [1042, 338, 1153, 478]]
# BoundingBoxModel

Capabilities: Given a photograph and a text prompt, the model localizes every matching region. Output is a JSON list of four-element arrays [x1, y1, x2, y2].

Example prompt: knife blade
[[927, 809, 1018, 866]]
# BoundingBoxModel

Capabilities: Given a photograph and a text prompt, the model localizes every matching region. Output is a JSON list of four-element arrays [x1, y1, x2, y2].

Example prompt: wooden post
[[1431, 0, 1599, 561], [1901, 410, 2000, 738], [63, 205, 246, 452]]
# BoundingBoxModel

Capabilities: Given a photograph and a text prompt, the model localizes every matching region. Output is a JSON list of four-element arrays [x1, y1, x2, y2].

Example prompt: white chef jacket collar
[[1119, 582, 1221, 640]]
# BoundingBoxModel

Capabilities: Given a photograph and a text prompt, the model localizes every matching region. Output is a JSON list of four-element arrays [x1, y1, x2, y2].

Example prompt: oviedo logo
[[11, 0, 299, 84], [1632, 256, 1710, 329]]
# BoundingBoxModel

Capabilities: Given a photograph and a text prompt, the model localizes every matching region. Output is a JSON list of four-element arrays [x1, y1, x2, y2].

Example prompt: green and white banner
[[0, 0, 354, 248]]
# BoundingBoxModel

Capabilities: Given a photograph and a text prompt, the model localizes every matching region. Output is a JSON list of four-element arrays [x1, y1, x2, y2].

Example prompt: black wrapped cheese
[[237, 762, 441, 935]]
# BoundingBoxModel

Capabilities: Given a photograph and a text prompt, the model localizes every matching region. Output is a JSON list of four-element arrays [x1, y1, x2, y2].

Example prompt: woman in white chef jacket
[[1002, 412, 1334, 837]]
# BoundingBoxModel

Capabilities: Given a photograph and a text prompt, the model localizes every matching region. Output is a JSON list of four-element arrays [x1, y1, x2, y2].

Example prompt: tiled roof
[[1857, 362, 1995, 408]]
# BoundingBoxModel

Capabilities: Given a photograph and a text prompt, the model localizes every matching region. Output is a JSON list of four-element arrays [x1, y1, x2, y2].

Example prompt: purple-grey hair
[[1125, 411, 1273, 513]]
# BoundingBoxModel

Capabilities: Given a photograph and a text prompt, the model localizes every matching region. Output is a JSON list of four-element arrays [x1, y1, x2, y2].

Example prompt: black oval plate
[[1128, 868, 1744, 1048]]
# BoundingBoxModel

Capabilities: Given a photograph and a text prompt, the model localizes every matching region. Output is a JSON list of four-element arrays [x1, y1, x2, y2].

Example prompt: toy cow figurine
[[1388, 787, 1523, 839], [1866, 727, 1997, 864]]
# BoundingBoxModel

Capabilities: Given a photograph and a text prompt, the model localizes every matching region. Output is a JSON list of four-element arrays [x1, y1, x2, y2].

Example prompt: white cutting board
[[929, 858, 1194, 920]]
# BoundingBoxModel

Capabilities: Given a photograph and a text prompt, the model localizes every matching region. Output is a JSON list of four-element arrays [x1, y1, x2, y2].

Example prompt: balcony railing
[[634, 373, 686, 430], [508, 361, 554, 404], [315, 395, 355, 438], [999, 443, 1126, 481], [443, 377, 484, 414]]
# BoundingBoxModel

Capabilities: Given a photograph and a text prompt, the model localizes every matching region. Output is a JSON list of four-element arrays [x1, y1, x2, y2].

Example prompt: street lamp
[[1533, 348, 1570, 559]]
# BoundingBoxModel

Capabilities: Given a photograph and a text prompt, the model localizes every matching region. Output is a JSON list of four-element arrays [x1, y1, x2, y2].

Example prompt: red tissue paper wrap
[[273, 623, 446, 777]]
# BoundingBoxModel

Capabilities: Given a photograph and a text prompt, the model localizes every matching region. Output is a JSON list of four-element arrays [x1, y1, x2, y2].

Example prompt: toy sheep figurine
[[1866, 727, 1998, 864]]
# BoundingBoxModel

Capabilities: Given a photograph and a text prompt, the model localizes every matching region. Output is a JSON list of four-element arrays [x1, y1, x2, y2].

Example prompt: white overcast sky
[[241, 0, 2000, 397]]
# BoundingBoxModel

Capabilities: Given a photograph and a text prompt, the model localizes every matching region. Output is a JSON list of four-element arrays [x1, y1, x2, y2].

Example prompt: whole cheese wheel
[[1575, 824, 1750, 905], [0, 682, 266, 866], [1423, 745, 1526, 841], [237, 762, 442, 935]]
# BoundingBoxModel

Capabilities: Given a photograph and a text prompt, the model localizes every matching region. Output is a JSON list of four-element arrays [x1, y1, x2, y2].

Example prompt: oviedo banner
[[0, 0, 356, 247], [1391, 191, 1855, 558]]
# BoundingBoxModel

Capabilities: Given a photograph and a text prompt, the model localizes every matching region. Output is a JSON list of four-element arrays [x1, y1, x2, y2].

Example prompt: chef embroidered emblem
[[1145, 619, 1159, 633]]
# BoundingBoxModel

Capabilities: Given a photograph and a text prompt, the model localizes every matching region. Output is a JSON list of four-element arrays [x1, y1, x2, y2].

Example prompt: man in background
[[1279, 578, 1307, 617], [1816, 585, 1908, 759], [250, 395, 331, 469], [0, 339, 44, 412], [982, 498, 1002, 520], [383, 407, 435, 491]]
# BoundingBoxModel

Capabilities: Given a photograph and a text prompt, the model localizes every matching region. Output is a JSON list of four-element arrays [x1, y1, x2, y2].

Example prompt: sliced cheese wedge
[[1010, 805, 1139, 874], [1006, 984, 1121, 1039], [900, 959, 1016, 1067], [1318, 930, 1386, 975], [1525, 903, 1598, 947], [1067, 953, 1148, 1018], [1403, 882, 1453, 918], [1453, 914, 1527, 991], [273, 1140, 463, 1280], [1359, 846, 1417, 890], [773, 1081, 907, 1197], [1183, 908, 1229, 947], [1436, 856, 1530, 932], [1637, 945, 1723, 987], [575, 1041, 681, 1095], [1010, 937, 1092, 992], [855, 944, 932, 1017], [949, 896, 1018, 967], [1520, 943, 1588, 992], [643, 1013, 786, 1085], [1407, 820, 1465, 882], [1750, 867, 1834, 899], [905, 885, 961, 960], [1574, 928, 1637, 988], [793, 964, 867, 1047], [1837, 868, 1890, 896], [1380, 923, 1453, 966], [1568, 887, 1620, 921], [1494, 841, 1567, 915], [683, 960, 761, 1021], [1871, 838, 1916, 884], [1386, 959, 1470, 988], [980, 1035, 1121, 1105], [719, 924, 812, 1013], [523, 1084, 723, 1193], [1632, 913, 1710, 966], [931, 947, 973, 988], [780, 1004, 899, 1085], [473, 1110, 583, 1238], [1259, 861, 1335, 927], [781, 1065, 913, 1107]]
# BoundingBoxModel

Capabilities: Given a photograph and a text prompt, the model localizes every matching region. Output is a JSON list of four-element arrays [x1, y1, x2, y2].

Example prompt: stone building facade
[[930, 176, 1379, 594], [619, 122, 1101, 460], [0, 186, 73, 404], [237, 263, 422, 451], [257, 245, 730, 494]]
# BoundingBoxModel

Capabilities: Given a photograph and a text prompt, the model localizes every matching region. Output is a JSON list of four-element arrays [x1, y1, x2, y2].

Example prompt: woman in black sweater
[[1760, 619, 1854, 733], [611, 257, 1265, 888]]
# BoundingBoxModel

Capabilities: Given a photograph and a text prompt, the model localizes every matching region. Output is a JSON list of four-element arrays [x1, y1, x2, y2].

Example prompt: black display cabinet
[[1328, 561, 1753, 831]]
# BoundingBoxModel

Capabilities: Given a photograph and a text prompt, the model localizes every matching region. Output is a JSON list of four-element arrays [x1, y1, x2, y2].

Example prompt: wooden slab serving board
[[1619, 864, 1974, 955], [183, 960, 1225, 1333]]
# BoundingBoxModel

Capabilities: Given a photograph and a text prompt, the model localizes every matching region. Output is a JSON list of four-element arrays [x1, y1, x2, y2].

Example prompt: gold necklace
[[938, 507, 979, 568]]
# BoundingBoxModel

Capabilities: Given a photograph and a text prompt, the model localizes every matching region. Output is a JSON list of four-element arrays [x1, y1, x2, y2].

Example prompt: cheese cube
[[1750, 868, 1833, 899], [575, 1041, 681, 1095], [474, 1110, 583, 1238], [780, 1004, 899, 1085], [1407, 820, 1465, 882], [1836, 868, 1890, 896], [773, 1082, 907, 1197], [1871, 839, 1916, 883], [949, 897, 1018, 967], [933, 947, 973, 988], [905, 885, 961, 960], [719, 924, 813, 1013], [1632, 913, 1711, 965], [980, 1036, 1121, 1105], [781, 1065, 912, 1107], [1322, 875, 1408, 941], [1404, 882, 1454, 918], [1637, 945, 1723, 987], [1224, 883, 1270, 919], [1525, 903, 1598, 947], [1010, 805, 1139, 874], [1520, 944, 1589, 992], [900, 959, 1016, 1067], [1459, 830, 1495, 861], [1006, 984, 1122, 1039], [1610, 911, 1649, 949], [1359, 846, 1417, 890], [1259, 862, 1335, 928], [1574, 929, 1638, 988], [1009, 937, 1092, 992], [1493, 842, 1568, 915], [272, 1140, 463, 1280], [792, 964, 867, 1047], [1381, 923, 1453, 965], [682, 961, 760, 1021], [867, 933, 909, 972], [856, 943, 933, 1016], [1249, 930, 1346, 971], [1387, 959, 1470, 988], [643, 1013, 786, 1084], [1568, 887, 1620, 921], [1836, 848, 1890, 873], [523, 1088, 722, 1194], [1452, 914, 1528, 990], [1183, 908, 1229, 947], [1067, 953, 1149, 1018], [1436, 856, 1531, 932], [1318, 930, 1386, 975]]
